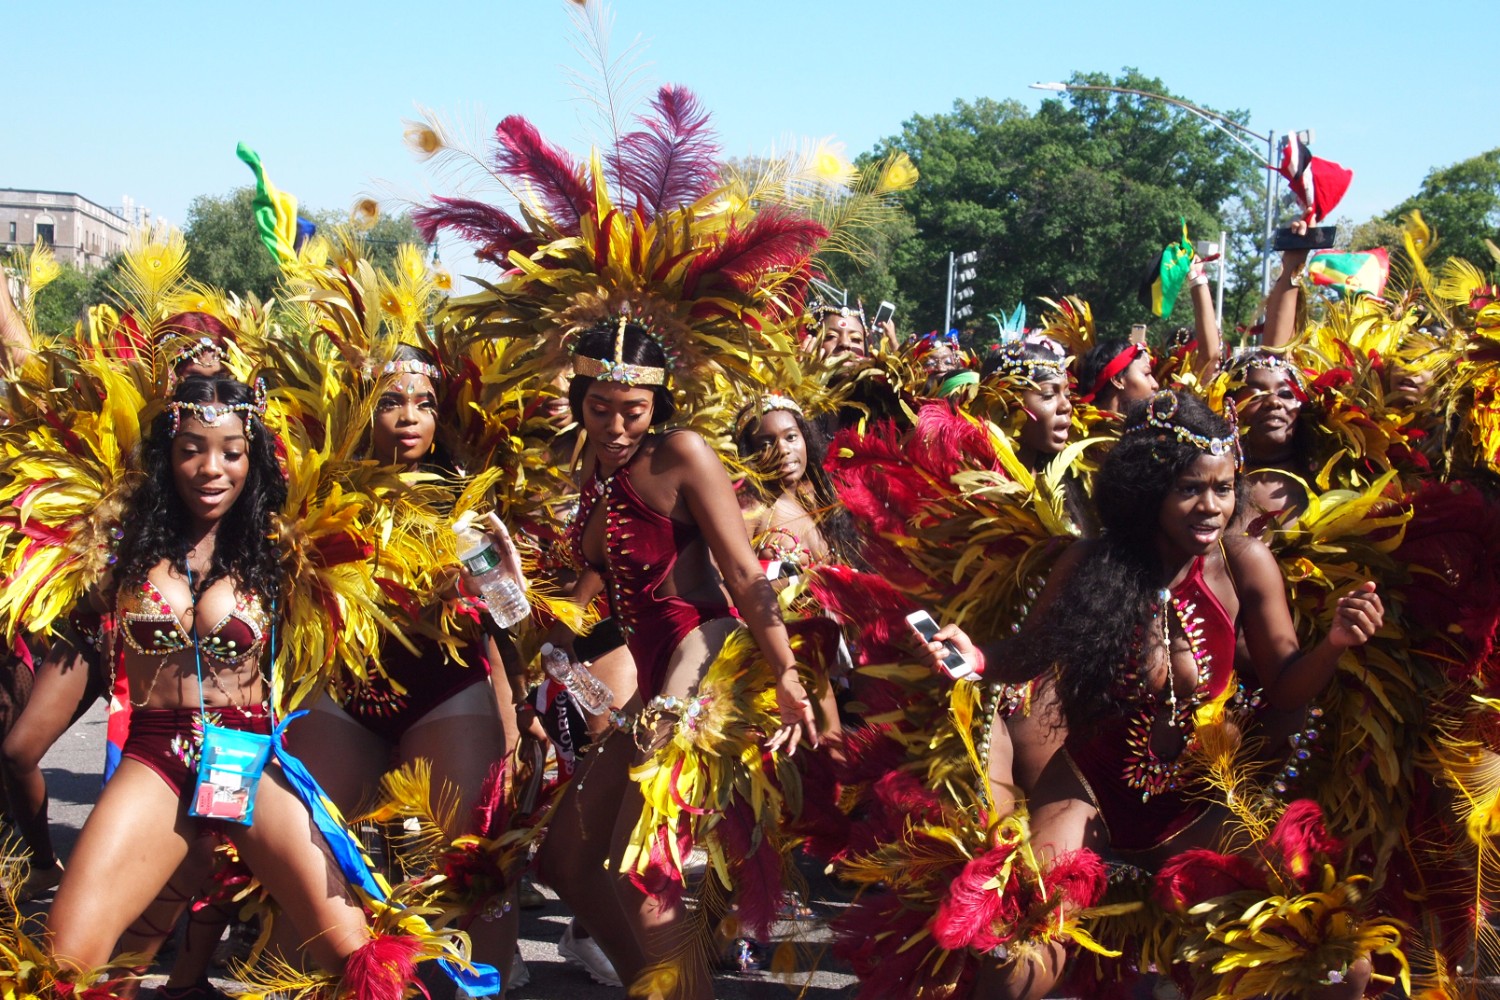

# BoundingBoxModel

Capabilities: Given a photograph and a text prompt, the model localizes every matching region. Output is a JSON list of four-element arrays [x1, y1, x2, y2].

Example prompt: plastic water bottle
[[540, 643, 613, 716], [454, 521, 531, 630]]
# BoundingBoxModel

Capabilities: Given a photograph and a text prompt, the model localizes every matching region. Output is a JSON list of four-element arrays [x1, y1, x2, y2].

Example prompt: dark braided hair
[[115, 376, 286, 606], [1011, 391, 1243, 730]]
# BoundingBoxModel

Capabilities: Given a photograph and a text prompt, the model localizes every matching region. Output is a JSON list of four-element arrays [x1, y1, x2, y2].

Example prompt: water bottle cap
[[540, 642, 556, 655]]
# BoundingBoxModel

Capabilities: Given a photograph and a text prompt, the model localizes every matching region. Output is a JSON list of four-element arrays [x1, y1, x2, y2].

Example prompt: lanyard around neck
[[183, 566, 277, 722]]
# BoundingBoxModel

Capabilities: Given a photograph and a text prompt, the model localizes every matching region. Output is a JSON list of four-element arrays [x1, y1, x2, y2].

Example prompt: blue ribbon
[[271, 711, 502, 996]]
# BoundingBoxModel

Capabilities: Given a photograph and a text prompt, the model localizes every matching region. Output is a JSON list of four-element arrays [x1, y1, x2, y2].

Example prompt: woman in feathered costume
[[278, 339, 522, 988], [0, 240, 279, 990], [412, 83, 833, 997], [39, 375, 431, 1000], [918, 390, 1387, 999]]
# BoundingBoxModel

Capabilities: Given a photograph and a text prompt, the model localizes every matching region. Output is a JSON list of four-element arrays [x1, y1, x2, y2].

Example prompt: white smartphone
[[872, 301, 896, 327], [906, 610, 977, 680]]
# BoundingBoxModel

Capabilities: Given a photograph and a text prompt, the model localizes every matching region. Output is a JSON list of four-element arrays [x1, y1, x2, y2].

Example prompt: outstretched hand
[[765, 670, 818, 757], [1328, 581, 1383, 649]]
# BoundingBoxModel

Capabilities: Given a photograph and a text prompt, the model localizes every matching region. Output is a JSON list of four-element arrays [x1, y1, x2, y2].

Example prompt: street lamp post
[[1029, 82, 1282, 299]]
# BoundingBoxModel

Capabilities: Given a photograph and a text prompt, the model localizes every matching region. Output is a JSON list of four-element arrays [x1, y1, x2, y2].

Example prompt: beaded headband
[[1228, 350, 1308, 393], [364, 358, 443, 382], [571, 316, 668, 386], [807, 302, 867, 328], [172, 336, 224, 370], [985, 344, 1068, 387], [736, 394, 805, 433], [1125, 391, 1240, 464], [168, 379, 269, 440]]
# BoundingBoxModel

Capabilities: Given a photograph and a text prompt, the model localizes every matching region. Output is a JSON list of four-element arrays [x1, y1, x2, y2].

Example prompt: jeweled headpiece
[[1227, 349, 1308, 393], [984, 342, 1068, 388], [167, 379, 269, 441], [571, 317, 668, 387], [364, 357, 443, 383], [1125, 390, 1240, 465]]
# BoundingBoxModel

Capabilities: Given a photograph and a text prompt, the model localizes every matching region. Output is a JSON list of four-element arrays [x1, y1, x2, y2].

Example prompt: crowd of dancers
[[0, 80, 1498, 1000]]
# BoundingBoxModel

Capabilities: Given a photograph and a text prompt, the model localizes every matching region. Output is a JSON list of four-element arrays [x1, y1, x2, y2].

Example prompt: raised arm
[[1228, 536, 1383, 710], [1188, 259, 1222, 378], [1261, 221, 1311, 349], [669, 433, 817, 753]]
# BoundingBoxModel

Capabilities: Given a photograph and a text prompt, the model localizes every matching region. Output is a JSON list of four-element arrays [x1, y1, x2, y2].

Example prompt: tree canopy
[[842, 70, 1264, 344], [1384, 148, 1500, 269], [183, 187, 426, 300]]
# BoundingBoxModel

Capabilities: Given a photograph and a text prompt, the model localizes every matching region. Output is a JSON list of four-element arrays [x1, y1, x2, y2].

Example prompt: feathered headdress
[[412, 85, 829, 410]]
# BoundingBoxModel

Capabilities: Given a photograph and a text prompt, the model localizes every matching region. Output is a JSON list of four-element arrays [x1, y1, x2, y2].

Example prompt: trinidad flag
[[1278, 134, 1353, 224]]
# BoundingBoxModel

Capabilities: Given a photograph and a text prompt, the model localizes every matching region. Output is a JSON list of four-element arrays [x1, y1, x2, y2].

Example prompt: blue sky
[[7, 0, 1493, 277]]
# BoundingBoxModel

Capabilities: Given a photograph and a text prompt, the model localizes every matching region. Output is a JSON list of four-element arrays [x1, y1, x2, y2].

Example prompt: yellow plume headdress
[[412, 85, 828, 411]]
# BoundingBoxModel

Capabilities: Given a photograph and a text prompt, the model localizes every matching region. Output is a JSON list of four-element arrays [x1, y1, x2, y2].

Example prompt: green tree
[[1384, 148, 1500, 269], [862, 70, 1265, 341], [183, 187, 428, 300], [31, 263, 97, 335]]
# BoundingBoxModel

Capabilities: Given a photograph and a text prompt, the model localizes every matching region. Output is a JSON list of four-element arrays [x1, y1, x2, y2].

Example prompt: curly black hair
[[568, 321, 675, 426], [114, 376, 287, 607], [1011, 390, 1243, 730], [736, 405, 868, 570]]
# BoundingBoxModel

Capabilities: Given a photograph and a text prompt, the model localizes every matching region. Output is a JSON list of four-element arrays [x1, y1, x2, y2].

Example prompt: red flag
[[1278, 134, 1353, 224]]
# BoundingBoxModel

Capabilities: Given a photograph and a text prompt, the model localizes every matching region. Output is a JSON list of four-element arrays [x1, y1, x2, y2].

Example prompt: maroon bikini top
[[118, 578, 268, 665]]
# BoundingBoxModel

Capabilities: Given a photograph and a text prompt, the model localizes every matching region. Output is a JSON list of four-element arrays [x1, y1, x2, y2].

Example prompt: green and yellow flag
[[236, 142, 299, 265]]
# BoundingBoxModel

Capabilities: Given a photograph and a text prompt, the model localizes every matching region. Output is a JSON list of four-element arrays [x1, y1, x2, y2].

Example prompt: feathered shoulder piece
[[0, 358, 147, 638], [413, 85, 827, 412]]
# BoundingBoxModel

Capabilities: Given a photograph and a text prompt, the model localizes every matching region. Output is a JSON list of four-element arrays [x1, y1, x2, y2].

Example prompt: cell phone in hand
[[906, 610, 977, 680], [1270, 225, 1337, 252], [872, 301, 896, 327]]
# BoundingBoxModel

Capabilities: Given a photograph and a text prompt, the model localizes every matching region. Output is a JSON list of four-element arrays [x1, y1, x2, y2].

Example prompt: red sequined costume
[[1065, 553, 1236, 852], [569, 442, 733, 700]]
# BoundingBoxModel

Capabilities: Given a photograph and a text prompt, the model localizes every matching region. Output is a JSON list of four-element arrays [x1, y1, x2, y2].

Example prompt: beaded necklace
[[1120, 587, 1214, 801]]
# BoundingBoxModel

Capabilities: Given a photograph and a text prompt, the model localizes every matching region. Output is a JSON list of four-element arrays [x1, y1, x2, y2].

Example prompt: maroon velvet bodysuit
[[1066, 554, 1237, 853], [570, 445, 733, 700]]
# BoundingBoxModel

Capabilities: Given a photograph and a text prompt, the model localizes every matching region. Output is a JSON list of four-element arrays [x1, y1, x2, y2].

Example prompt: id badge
[[189, 723, 274, 826]]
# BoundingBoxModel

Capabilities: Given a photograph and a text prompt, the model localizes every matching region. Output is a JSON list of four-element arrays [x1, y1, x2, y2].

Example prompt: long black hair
[[1012, 390, 1243, 729], [567, 321, 675, 426], [115, 376, 287, 605], [736, 405, 867, 569]]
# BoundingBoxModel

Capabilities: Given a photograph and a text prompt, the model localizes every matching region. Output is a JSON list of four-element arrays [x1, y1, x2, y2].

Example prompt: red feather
[[411, 197, 535, 264], [804, 564, 923, 664], [1267, 798, 1342, 890], [610, 85, 721, 216], [1153, 848, 1265, 913], [492, 115, 594, 231], [910, 404, 1000, 482], [931, 844, 1016, 950], [717, 799, 784, 939], [682, 211, 825, 296], [340, 932, 421, 1000], [1042, 848, 1108, 911], [469, 760, 509, 838]]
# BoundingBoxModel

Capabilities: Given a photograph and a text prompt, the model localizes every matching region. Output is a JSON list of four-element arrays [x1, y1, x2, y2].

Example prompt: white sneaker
[[504, 956, 530, 993], [558, 921, 623, 987]]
